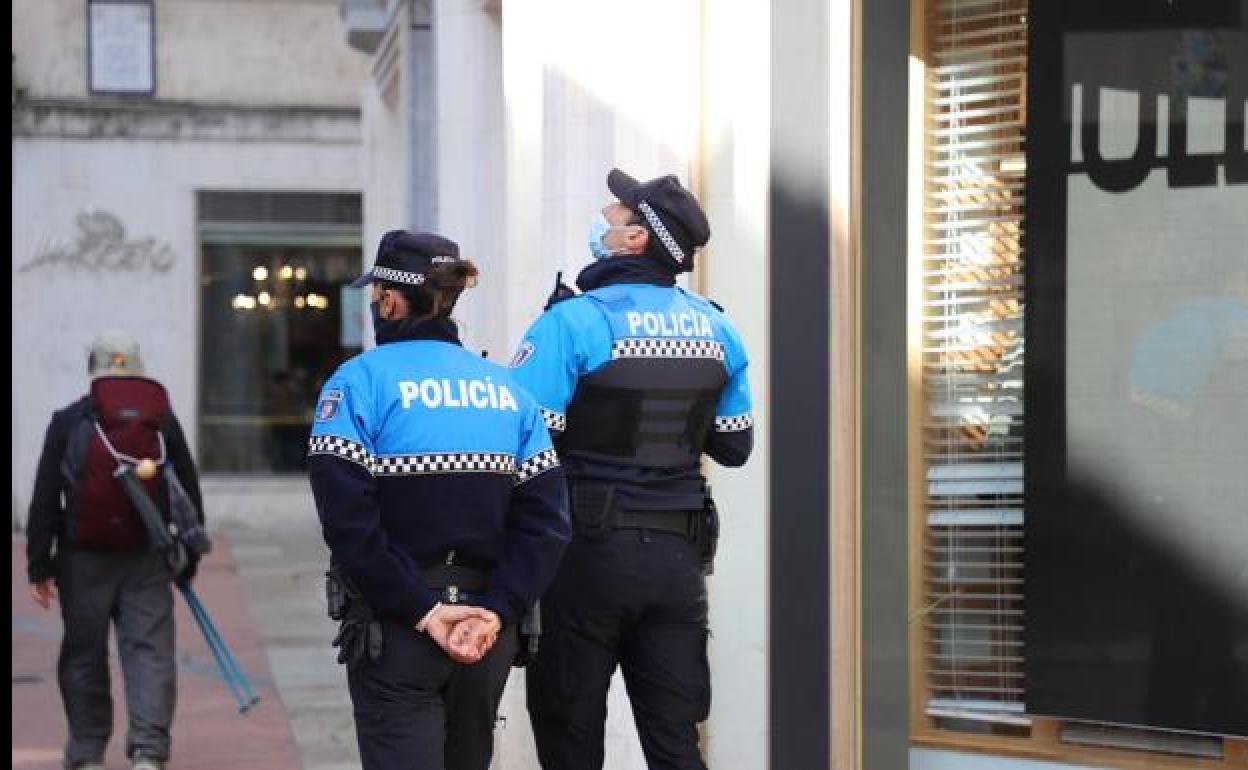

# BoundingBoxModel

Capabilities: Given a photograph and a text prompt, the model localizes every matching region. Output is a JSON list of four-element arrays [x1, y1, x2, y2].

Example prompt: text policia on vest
[[625, 310, 714, 338]]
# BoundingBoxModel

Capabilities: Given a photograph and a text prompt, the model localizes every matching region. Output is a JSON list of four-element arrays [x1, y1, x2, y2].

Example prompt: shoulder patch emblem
[[316, 389, 344, 421], [509, 341, 537, 368]]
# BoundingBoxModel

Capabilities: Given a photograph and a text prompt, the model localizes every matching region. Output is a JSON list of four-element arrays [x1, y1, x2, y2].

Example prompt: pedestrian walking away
[[25, 333, 207, 770]]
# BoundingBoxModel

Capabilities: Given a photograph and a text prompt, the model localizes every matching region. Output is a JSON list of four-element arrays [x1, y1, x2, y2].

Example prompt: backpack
[[61, 377, 210, 566]]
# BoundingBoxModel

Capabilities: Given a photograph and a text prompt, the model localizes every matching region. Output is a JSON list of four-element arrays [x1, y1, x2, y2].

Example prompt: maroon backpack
[[62, 376, 171, 553]]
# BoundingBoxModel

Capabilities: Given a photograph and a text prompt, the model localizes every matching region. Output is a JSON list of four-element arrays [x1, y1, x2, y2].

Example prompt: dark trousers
[[527, 528, 710, 770], [57, 548, 176, 767], [348, 617, 518, 770]]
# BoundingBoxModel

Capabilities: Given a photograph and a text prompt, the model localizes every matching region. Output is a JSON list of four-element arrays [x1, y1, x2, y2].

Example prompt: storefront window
[[915, 0, 1247, 759], [197, 192, 362, 473], [1024, 6, 1248, 739]]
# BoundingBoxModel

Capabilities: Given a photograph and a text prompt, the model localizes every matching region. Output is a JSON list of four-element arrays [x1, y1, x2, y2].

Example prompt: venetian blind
[[922, 0, 1029, 727]]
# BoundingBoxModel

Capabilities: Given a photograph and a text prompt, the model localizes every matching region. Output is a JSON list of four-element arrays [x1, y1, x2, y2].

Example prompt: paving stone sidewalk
[[11, 535, 304, 770]]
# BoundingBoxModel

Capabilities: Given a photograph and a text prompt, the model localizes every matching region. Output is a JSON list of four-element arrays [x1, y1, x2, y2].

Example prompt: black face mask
[[370, 299, 406, 344], [575, 257, 676, 292], [370, 298, 462, 346]]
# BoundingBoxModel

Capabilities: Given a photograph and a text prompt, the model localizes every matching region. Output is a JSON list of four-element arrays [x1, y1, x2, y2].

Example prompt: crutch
[[99, 431, 257, 713], [176, 580, 262, 713]]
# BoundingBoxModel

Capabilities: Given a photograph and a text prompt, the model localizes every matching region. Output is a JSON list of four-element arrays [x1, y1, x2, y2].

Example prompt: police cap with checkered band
[[607, 169, 710, 274], [349, 230, 463, 288]]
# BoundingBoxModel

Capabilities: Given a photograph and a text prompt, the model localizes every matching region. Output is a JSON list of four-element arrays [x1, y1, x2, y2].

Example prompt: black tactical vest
[[556, 295, 728, 468]]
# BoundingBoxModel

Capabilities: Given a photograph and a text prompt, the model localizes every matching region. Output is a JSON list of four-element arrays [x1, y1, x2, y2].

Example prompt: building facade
[[12, 0, 370, 526]]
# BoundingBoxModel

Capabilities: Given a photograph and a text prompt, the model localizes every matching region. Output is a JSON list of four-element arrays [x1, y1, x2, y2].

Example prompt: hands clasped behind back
[[30, 578, 57, 609], [422, 604, 501, 664]]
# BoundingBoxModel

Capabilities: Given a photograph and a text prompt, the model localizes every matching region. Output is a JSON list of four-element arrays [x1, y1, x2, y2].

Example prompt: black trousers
[[527, 528, 710, 770], [57, 549, 176, 767], [347, 616, 518, 770]]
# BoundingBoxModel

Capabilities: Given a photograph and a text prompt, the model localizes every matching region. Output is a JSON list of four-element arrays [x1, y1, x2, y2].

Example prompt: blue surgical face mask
[[588, 212, 618, 260]]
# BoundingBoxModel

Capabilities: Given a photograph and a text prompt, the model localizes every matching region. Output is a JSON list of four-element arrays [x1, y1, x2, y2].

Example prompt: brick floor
[[12, 536, 302, 770]]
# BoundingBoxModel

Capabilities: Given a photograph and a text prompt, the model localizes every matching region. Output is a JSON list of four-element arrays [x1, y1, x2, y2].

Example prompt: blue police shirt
[[307, 323, 570, 625], [510, 262, 753, 511]]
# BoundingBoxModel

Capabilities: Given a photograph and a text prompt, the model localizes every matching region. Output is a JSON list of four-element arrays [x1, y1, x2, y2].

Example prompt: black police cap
[[349, 230, 462, 288], [607, 168, 710, 273]]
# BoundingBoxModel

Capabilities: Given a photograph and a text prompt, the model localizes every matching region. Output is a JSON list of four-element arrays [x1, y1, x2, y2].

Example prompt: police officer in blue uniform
[[511, 170, 753, 769], [307, 230, 571, 770]]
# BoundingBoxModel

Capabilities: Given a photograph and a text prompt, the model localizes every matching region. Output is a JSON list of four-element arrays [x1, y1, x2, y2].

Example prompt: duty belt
[[616, 510, 701, 540], [421, 551, 490, 605]]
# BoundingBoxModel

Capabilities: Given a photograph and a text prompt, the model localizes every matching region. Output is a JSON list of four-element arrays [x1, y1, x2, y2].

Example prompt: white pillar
[[360, 5, 414, 337], [700, 2, 772, 767], [433, 0, 506, 360]]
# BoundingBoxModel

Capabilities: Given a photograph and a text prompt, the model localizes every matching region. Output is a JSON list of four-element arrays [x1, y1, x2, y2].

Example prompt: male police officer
[[307, 230, 570, 770], [511, 170, 753, 769]]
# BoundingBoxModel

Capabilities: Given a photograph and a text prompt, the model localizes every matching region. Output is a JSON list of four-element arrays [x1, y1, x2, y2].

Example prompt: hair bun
[[429, 260, 479, 291]]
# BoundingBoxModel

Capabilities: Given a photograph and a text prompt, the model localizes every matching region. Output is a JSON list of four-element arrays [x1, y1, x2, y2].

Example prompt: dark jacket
[[26, 395, 204, 583], [307, 319, 571, 626]]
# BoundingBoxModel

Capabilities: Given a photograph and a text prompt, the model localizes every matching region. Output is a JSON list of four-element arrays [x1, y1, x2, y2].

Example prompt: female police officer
[[307, 230, 570, 770]]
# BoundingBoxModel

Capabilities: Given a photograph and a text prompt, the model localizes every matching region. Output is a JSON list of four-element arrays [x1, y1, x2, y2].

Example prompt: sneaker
[[130, 756, 165, 770], [70, 763, 106, 770]]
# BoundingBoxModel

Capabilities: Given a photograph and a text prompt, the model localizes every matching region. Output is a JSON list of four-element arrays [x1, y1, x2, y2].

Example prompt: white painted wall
[[499, 0, 701, 353], [12, 0, 369, 105], [699, 4, 772, 768], [432, 0, 506, 362], [10, 136, 362, 524], [359, 6, 413, 342]]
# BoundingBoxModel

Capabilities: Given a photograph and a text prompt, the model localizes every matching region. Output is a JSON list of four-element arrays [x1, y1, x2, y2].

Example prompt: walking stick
[[176, 580, 262, 713]]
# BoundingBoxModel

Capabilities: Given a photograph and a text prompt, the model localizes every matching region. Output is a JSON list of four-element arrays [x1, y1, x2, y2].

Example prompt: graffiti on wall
[[18, 209, 176, 273]]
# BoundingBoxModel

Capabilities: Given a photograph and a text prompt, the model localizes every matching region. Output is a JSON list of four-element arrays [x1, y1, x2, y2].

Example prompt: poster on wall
[[1024, 0, 1248, 737], [88, 0, 155, 95]]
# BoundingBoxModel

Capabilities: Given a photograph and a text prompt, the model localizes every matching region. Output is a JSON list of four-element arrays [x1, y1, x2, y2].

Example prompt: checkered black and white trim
[[373, 266, 427, 286], [714, 413, 754, 432], [540, 408, 566, 432], [308, 435, 375, 470], [637, 200, 686, 264], [373, 452, 516, 477], [515, 448, 560, 485], [612, 338, 725, 361]]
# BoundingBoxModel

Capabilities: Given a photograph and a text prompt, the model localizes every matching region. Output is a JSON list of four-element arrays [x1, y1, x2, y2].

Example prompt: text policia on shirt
[[399, 378, 520, 412]]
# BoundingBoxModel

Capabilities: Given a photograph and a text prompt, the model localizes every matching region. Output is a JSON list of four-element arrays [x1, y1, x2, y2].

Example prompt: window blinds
[[922, 0, 1028, 726]]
